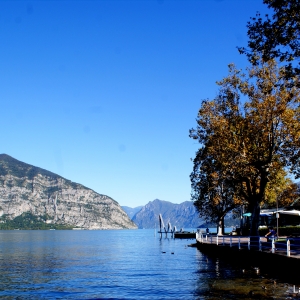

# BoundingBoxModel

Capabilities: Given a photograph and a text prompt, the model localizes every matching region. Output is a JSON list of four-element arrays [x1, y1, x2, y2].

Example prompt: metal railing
[[197, 233, 300, 258]]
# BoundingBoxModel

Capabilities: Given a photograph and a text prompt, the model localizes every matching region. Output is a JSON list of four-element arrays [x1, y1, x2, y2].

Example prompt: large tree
[[238, 0, 300, 79], [190, 60, 300, 235], [191, 146, 242, 235]]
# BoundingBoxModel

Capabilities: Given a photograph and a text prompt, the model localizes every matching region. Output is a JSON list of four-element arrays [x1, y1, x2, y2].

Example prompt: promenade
[[196, 233, 300, 283], [197, 234, 300, 259]]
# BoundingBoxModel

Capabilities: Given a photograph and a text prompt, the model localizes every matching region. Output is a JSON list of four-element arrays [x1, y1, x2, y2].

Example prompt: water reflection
[[194, 250, 295, 299]]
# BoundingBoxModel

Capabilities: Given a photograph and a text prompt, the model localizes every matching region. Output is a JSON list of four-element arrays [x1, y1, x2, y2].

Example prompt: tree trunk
[[249, 200, 260, 236], [217, 216, 225, 235]]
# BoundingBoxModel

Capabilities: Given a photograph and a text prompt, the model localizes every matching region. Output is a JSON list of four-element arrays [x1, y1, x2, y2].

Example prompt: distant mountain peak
[[130, 199, 202, 229]]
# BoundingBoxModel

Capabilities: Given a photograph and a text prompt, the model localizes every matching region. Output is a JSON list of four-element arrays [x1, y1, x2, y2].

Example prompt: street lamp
[[275, 190, 284, 238], [276, 195, 279, 238]]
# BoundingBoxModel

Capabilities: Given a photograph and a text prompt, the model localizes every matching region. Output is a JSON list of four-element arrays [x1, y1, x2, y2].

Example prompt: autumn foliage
[[190, 60, 300, 235]]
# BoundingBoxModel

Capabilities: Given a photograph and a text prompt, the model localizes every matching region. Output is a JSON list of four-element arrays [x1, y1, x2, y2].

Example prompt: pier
[[158, 214, 177, 238], [157, 214, 197, 238]]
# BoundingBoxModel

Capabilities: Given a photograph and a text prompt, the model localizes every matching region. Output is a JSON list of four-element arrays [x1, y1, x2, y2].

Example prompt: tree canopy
[[190, 59, 300, 235], [238, 0, 300, 79]]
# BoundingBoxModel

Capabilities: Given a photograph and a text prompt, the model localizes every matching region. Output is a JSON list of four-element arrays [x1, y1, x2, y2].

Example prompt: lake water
[[0, 229, 297, 299]]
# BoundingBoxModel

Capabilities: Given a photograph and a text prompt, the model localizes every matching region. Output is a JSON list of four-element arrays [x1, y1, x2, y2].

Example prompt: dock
[[157, 213, 198, 239], [174, 231, 197, 239]]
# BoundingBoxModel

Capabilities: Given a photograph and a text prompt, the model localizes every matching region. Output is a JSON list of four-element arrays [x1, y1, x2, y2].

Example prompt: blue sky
[[0, 0, 269, 208]]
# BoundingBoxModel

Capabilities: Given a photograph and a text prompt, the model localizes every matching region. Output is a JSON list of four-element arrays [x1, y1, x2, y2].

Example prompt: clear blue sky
[[0, 0, 269, 208]]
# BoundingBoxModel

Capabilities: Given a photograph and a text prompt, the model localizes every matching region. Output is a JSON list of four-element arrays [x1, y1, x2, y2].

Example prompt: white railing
[[198, 233, 300, 258]]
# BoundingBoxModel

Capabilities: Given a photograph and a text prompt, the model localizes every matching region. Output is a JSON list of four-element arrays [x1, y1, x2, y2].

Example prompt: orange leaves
[[191, 59, 300, 213]]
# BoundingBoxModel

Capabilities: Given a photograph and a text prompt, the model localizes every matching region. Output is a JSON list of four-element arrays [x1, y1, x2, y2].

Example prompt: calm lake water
[[0, 229, 297, 299]]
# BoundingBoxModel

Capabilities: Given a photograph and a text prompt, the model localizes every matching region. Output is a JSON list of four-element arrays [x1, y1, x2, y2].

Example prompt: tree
[[190, 59, 300, 235], [238, 0, 300, 79], [263, 167, 294, 206], [277, 182, 300, 207], [191, 147, 242, 235], [261, 164, 300, 208]]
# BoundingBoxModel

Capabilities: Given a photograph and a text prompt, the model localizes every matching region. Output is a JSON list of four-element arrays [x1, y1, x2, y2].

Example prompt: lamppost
[[275, 190, 283, 238], [276, 194, 279, 238], [240, 206, 244, 234]]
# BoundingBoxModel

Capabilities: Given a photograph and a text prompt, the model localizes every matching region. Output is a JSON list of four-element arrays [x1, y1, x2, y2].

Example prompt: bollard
[[238, 237, 241, 249], [216, 235, 219, 246], [272, 238, 275, 253], [206, 234, 208, 241], [287, 239, 290, 257], [259, 237, 262, 251], [248, 237, 250, 250]]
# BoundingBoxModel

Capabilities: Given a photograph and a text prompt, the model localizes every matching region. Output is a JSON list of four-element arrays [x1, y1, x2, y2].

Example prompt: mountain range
[[0, 154, 136, 229], [122, 199, 203, 229]]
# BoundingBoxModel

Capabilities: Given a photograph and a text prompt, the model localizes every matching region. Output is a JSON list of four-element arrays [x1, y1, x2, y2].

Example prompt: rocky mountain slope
[[0, 154, 137, 229], [130, 199, 203, 229]]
